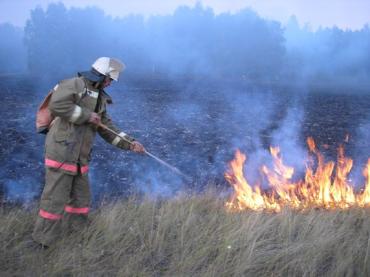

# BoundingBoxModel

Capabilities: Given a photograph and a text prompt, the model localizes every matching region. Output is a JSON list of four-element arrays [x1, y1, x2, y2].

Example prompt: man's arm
[[97, 111, 135, 150], [49, 78, 91, 125]]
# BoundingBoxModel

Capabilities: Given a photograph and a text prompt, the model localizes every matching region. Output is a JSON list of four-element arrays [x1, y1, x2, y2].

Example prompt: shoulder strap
[[77, 77, 88, 104]]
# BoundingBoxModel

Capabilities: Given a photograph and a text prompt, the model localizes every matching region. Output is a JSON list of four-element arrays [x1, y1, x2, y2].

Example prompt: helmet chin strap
[[94, 75, 110, 90], [94, 81, 103, 90]]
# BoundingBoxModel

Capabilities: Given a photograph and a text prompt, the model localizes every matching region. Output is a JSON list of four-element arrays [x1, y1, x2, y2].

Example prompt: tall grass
[[1, 191, 370, 276]]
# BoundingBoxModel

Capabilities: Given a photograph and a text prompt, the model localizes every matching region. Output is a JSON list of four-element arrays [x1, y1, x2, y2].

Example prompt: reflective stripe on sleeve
[[112, 132, 127, 146], [70, 105, 82, 122], [39, 209, 62, 220], [65, 205, 90, 214], [87, 90, 99, 99]]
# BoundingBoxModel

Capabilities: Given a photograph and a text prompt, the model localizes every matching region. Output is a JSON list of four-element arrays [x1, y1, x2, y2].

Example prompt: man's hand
[[130, 141, 146, 154], [88, 112, 101, 125]]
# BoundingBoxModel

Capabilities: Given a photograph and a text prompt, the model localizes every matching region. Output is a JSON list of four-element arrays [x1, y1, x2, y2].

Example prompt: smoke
[[236, 93, 307, 187], [0, 3, 369, 87], [284, 16, 370, 92], [271, 105, 306, 173], [0, 3, 369, 203], [0, 23, 27, 74], [352, 110, 370, 187]]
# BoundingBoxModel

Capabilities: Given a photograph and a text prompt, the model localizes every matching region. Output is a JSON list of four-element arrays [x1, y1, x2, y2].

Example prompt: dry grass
[[1, 191, 370, 276]]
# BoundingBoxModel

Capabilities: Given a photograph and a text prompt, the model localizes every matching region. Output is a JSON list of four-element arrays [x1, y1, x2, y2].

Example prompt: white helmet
[[92, 57, 125, 81]]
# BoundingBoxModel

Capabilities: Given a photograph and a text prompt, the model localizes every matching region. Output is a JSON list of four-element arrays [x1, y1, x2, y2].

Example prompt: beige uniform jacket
[[44, 76, 134, 175]]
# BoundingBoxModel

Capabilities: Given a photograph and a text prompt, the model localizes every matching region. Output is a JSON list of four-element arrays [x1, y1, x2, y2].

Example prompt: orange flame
[[225, 138, 370, 211]]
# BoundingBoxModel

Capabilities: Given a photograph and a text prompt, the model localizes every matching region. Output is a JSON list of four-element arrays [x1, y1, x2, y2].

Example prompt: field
[[1, 76, 369, 201], [1, 191, 370, 276], [0, 76, 370, 276]]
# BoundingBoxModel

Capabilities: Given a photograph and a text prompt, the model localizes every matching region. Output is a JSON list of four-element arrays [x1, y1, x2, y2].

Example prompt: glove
[[130, 141, 146, 154]]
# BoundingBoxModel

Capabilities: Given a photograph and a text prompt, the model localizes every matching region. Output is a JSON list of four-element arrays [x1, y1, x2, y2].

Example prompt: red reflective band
[[39, 209, 62, 220], [65, 205, 90, 214], [45, 158, 77, 173], [45, 159, 89, 174]]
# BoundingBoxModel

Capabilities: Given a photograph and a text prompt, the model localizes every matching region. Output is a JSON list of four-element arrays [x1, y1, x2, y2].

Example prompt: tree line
[[0, 2, 369, 87]]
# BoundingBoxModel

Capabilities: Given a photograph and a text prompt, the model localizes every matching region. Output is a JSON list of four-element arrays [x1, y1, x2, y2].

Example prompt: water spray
[[98, 123, 192, 182]]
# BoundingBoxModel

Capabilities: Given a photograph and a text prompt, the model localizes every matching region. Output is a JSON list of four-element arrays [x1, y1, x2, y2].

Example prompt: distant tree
[[146, 3, 215, 76], [212, 9, 285, 80], [113, 15, 147, 75], [22, 2, 369, 86], [146, 4, 285, 80], [24, 4, 66, 75], [25, 3, 118, 77], [284, 20, 370, 87]]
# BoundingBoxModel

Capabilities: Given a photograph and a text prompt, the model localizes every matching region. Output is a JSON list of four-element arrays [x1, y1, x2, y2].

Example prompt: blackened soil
[[0, 76, 369, 203]]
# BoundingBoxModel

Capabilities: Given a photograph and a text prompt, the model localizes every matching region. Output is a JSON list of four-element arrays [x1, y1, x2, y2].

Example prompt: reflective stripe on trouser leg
[[32, 167, 74, 246], [39, 209, 63, 220], [65, 172, 91, 232]]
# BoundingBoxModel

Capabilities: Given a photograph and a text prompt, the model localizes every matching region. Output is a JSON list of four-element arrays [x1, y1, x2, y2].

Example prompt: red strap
[[39, 209, 62, 220], [65, 205, 90, 214], [45, 158, 89, 174]]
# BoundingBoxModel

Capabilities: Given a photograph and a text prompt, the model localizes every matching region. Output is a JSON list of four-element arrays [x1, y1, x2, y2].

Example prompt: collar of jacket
[[77, 69, 105, 83], [79, 76, 113, 104], [100, 90, 113, 104]]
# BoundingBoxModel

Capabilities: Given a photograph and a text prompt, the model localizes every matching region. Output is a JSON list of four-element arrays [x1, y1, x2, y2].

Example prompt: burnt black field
[[0, 75, 369, 205]]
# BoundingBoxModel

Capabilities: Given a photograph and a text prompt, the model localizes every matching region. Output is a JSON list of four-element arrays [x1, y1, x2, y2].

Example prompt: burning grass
[[226, 137, 370, 212], [1, 191, 370, 276]]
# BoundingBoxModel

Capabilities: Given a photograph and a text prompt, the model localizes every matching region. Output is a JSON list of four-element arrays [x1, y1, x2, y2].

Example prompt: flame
[[225, 137, 370, 212]]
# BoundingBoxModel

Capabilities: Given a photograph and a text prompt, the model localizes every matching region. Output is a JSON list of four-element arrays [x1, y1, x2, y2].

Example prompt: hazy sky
[[1, 0, 370, 30]]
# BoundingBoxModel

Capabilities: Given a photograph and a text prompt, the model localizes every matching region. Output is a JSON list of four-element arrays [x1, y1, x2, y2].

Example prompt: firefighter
[[32, 57, 145, 247]]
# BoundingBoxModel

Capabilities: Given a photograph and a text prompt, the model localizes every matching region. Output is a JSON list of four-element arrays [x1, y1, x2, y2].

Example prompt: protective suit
[[33, 58, 139, 246]]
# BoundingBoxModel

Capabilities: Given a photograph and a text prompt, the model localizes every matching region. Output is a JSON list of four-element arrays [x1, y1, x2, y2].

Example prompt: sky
[[0, 0, 370, 30]]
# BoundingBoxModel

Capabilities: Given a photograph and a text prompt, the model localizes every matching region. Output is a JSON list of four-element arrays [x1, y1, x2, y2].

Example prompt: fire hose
[[98, 123, 192, 181]]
